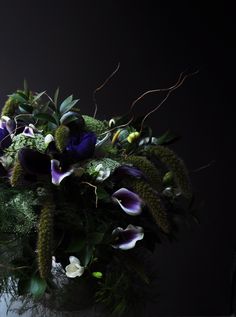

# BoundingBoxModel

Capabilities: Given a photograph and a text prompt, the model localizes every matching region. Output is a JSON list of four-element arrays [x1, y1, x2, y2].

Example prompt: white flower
[[65, 256, 85, 278], [95, 163, 110, 182], [44, 134, 54, 146]]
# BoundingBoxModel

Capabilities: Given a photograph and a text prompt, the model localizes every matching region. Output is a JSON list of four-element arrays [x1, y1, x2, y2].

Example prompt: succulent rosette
[[0, 83, 195, 317]]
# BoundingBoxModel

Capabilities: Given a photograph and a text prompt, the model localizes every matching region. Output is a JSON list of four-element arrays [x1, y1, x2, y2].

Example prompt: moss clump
[[82, 115, 108, 135], [55, 125, 70, 152], [124, 155, 162, 191], [10, 160, 24, 187], [1, 97, 18, 117], [128, 179, 171, 234], [37, 195, 54, 279]]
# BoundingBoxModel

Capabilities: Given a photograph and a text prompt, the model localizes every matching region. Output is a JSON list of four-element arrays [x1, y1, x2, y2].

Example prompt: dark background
[[0, 1, 235, 315]]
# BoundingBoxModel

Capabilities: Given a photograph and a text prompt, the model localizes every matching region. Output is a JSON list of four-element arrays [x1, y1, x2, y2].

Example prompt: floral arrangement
[[0, 78, 196, 316]]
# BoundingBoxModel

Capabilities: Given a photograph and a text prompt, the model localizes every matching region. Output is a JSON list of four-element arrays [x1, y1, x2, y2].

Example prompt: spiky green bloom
[[10, 160, 24, 187], [124, 155, 162, 190], [128, 179, 171, 234], [4, 133, 47, 168], [82, 115, 108, 135], [55, 125, 70, 152], [1, 97, 18, 117], [146, 145, 192, 199], [37, 196, 54, 279]]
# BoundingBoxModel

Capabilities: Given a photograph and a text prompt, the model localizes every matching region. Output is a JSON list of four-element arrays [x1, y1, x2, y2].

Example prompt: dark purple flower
[[111, 224, 144, 250], [112, 165, 144, 183], [18, 148, 51, 175], [112, 188, 142, 216], [66, 132, 97, 161]]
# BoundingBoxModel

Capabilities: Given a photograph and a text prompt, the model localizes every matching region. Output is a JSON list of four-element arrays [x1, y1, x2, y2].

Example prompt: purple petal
[[0, 122, 11, 151], [112, 188, 142, 216], [51, 159, 73, 185], [112, 165, 144, 183], [111, 224, 144, 250], [18, 148, 51, 175], [66, 132, 97, 161], [22, 126, 35, 138]]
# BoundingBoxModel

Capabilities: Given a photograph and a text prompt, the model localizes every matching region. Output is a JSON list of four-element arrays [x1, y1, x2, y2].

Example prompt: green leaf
[[9, 93, 27, 104], [54, 87, 60, 107], [59, 95, 80, 114], [155, 130, 179, 145], [29, 276, 47, 298], [23, 79, 29, 96], [15, 114, 34, 123], [34, 113, 58, 125], [60, 113, 79, 125], [32, 91, 46, 104], [81, 244, 94, 266], [19, 103, 34, 113], [66, 237, 86, 252]]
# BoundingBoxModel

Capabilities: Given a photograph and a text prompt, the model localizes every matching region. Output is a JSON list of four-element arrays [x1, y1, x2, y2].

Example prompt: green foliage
[[10, 160, 24, 187], [0, 186, 38, 236], [1, 97, 19, 117], [83, 158, 120, 177]]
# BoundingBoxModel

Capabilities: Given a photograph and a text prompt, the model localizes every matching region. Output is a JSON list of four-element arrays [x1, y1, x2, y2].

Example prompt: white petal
[[69, 256, 80, 265]]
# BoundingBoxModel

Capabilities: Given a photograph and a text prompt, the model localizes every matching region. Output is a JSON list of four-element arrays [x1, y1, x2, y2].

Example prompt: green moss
[[37, 196, 54, 279], [55, 125, 70, 152], [124, 155, 162, 190], [10, 160, 24, 187], [1, 97, 18, 117], [129, 179, 171, 234], [147, 145, 192, 199], [82, 115, 107, 135]]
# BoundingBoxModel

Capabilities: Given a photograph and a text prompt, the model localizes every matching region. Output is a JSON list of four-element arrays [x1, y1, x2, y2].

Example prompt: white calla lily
[[65, 256, 85, 278]]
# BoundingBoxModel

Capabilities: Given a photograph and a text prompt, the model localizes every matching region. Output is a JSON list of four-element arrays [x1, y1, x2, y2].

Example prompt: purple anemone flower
[[112, 188, 142, 216], [51, 159, 74, 186], [66, 132, 97, 161], [18, 148, 51, 175], [111, 224, 144, 250], [112, 165, 144, 183]]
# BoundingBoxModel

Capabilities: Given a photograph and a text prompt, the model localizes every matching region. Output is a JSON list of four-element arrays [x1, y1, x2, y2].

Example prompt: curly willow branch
[[93, 62, 121, 118]]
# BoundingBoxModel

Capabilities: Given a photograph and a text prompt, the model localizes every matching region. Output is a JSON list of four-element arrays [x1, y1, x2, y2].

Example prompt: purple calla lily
[[18, 148, 51, 175], [112, 188, 142, 216], [0, 120, 12, 152], [66, 132, 97, 161], [51, 159, 74, 186], [22, 126, 35, 138], [111, 224, 144, 250], [112, 165, 144, 183]]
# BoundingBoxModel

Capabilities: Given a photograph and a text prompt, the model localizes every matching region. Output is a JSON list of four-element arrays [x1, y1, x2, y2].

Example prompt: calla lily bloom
[[51, 159, 74, 186], [111, 224, 144, 250], [65, 256, 85, 278], [112, 165, 144, 183], [112, 188, 142, 216], [66, 132, 97, 161], [18, 148, 51, 175], [22, 126, 35, 138], [0, 120, 11, 151]]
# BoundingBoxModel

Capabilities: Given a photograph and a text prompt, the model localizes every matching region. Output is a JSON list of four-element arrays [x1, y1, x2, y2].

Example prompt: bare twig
[[81, 181, 98, 208], [93, 62, 120, 118]]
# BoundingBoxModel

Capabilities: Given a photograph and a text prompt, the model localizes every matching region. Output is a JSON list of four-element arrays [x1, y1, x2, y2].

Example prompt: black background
[[0, 1, 235, 315]]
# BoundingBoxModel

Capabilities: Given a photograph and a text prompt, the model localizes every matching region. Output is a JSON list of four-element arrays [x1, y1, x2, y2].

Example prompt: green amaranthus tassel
[[10, 160, 24, 187], [129, 179, 171, 234], [82, 115, 107, 135], [147, 145, 192, 199], [1, 97, 18, 117], [37, 194, 54, 279], [55, 125, 70, 152], [124, 155, 162, 191]]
